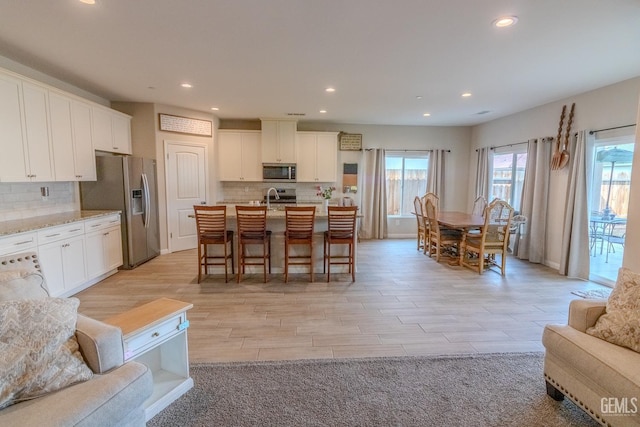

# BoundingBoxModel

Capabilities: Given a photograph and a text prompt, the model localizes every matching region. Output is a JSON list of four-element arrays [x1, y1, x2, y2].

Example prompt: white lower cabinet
[[85, 214, 123, 280], [38, 233, 87, 297], [0, 213, 123, 297]]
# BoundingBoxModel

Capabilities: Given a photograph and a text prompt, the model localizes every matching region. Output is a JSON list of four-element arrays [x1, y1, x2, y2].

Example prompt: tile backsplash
[[0, 182, 79, 222], [220, 182, 339, 203]]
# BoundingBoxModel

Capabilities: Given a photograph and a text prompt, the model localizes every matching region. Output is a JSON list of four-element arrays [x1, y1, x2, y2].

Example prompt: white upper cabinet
[[218, 130, 262, 181], [261, 119, 296, 163], [0, 72, 28, 182], [93, 106, 132, 154], [49, 92, 96, 181], [295, 132, 338, 182]]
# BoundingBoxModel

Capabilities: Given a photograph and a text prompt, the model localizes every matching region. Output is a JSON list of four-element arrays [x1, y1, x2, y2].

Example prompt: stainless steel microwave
[[263, 163, 296, 182]]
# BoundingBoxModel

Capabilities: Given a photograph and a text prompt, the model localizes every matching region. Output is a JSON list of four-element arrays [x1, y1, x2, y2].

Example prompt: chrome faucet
[[266, 187, 280, 210]]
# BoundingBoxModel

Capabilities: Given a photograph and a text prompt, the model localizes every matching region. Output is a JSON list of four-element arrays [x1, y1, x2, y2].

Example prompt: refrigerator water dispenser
[[131, 189, 143, 215]]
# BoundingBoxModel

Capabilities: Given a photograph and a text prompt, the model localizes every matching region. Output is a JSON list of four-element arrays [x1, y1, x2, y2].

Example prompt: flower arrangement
[[316, 185, 336, 200]]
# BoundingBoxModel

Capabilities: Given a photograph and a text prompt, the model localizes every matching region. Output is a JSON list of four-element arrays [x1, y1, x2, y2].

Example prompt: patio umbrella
[[596, 147, 634, 213]]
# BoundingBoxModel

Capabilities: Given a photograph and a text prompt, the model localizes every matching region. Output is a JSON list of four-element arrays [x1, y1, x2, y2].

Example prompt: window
[[385, 153, 428, 216], [489, 147, 527, 212]]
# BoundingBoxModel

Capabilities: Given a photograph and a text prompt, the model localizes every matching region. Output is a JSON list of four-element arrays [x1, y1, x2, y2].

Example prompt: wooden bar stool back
[[323, 206, 358, 282], [194, 205, 234, 283], [235, 205, 271, 283], [284, 206, 316, 283]]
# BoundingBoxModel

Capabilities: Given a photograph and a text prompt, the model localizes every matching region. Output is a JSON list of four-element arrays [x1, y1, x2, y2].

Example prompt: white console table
[[105, 298, 193, 421]]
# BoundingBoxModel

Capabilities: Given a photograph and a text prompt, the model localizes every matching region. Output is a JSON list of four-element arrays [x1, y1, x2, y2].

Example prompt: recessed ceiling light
[[319, 110, 327, 114], [211, 107, 219, 111], [181, 83, 192, 88], [79, 0, 95, 4], [325, 87, 335, 93], [423, 113, 431, 117], [462, 92, 472, 97], [493, 16, 518, 28], [416, 96, 423, 100]]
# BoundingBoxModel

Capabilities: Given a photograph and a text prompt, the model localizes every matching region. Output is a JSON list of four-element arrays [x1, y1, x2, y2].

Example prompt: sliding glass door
[[588, 131, 635, 285]]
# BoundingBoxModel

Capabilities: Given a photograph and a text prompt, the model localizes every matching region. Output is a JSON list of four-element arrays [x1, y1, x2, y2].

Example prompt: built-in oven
[[262, 163, 296, 182]]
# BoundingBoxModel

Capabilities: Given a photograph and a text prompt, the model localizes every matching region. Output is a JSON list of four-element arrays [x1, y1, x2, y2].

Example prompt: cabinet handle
[[103, 232, 109, 236], [91, 224, 102, 228], [151, 332, 160, 338], [113, 146, 119, 150], [69, 228, 82, 232], [46, 233, 61, 238], [14, 240, 33, 245]]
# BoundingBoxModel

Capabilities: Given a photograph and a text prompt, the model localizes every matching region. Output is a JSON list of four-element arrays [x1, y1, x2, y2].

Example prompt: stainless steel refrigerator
[[80, 156, 160, 269]]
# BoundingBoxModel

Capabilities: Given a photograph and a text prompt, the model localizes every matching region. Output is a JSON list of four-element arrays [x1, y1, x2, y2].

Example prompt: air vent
[[475, 110, 491, 115], [286, 112, 306, 116]]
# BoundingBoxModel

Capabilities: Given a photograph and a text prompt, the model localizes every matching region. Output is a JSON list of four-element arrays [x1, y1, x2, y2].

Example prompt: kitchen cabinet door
[[218, 131, 261, 181], [314, 133, 338, 182], [0, 72, 28, 182], [49, 92, 76, 181], [261, 120, 296, 163], [85, 226, 122, 279], [71, 100, 96, 180], [50, 94, 97, 181], [39, 235, 87, 297], [295, 133, 317, 182], [21, 82, 55, 182], [295, 132, 338, 182], [93, 107, 132, 154]]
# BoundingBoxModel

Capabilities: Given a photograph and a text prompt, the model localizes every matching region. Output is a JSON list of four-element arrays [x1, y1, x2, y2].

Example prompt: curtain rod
[[365, 148, 451, 152], [474, 137, 553, 152], [589, 124, 636, 135]]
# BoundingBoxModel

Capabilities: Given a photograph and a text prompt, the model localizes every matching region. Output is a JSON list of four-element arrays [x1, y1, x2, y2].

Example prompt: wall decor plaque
[[159, 113, 212, 137], [339, 132, 363, 151]]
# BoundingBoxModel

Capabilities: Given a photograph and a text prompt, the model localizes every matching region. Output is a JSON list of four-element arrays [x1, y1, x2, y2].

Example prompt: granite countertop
[[0, 210, 121, 237]]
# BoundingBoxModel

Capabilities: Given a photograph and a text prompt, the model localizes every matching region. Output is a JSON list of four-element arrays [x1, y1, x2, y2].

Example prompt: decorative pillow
[[587, 267, 640, 353], [0, 297, 93, 409], [0, 271, 49, 302]]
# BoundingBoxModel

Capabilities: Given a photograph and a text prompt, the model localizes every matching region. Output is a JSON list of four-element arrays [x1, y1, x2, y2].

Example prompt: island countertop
[[0, 210, 121, 237]]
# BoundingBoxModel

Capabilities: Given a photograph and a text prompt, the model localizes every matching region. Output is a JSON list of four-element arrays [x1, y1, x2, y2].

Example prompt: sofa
[[0, 252, 153, 427], [543, 269, 640, 427]]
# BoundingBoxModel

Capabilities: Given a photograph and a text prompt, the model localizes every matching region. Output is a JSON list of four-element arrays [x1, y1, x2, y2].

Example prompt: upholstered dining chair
[[235, 205, 271, 283], [284, 206, 316, 283], [413, 196, 427, 253], [461, 199, 514, 275], [194, 205, 234, 283], [424, 198, 462, 262], [324, 206, 358, 282]]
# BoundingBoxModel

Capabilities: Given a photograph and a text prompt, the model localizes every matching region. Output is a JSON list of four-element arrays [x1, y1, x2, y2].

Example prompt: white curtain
[[560, 130, 591, 279], [475, 147, 491, 199], [360, 149, 387, 239], [517, 138, 552, 261], [427, 149, 445, 205]]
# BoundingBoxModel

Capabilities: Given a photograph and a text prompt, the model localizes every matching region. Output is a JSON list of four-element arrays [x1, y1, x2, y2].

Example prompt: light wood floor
[[75, 239, 608, 363]]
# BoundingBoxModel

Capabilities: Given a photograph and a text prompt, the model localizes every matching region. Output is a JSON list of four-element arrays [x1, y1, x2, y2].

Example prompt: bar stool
[[284, 206, 316, 283], [323, 206, 358, 282], [235, 205, 271, 283], [193, 205, 234, 283]]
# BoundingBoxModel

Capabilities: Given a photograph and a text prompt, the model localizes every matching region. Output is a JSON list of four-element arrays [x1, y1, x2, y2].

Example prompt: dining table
[[437, 211, 485, 265]]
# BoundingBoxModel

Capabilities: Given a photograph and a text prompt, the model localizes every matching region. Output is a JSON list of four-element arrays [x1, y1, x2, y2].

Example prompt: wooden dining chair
[[461, 199, 514, 275], [324, 206, 358, 282], [284, 206, 316, 283], [194, 205, 234, 283], [235, 205, 271, 283], [413, 196, 427, 252], [424, 198, 462, 262]]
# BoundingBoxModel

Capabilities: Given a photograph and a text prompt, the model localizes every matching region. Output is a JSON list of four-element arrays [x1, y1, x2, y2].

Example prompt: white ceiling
[[0, 0, 639, 126]]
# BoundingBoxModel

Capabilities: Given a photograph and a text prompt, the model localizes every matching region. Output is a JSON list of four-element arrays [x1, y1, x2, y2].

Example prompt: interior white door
[[165, 141, 207, 252]]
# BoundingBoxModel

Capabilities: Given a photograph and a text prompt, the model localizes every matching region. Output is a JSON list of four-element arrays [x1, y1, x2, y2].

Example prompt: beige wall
[[471, 76, 640, 269]]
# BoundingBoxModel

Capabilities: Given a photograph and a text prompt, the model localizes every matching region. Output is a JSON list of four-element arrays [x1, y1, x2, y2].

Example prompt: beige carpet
[[148, 353, 599, 427]]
